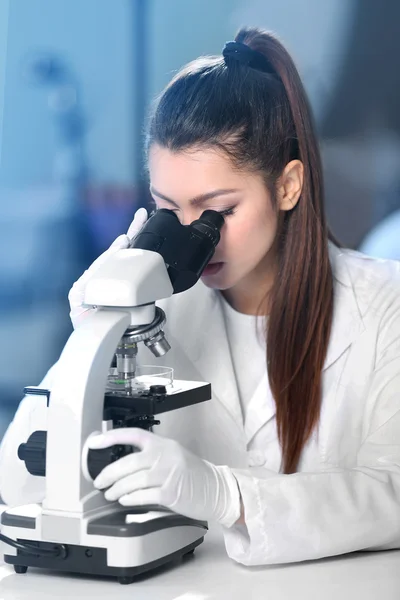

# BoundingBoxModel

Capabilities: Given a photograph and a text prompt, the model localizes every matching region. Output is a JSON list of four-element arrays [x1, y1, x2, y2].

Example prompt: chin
[[202, 280, 224, 290], [201, 273, 236, 291]]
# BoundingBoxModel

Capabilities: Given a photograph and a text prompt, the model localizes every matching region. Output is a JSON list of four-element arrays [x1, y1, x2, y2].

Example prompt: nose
[[179, 210, 202, 226]]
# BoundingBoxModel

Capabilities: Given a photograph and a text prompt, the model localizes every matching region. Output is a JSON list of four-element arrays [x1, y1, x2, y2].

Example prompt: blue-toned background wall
[[0, 0, 399, 439]]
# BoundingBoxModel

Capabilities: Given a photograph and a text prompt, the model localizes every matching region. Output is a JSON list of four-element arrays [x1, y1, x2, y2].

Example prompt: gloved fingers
[[88, 427, 155, 452], [68, 207, 146, 319], [69, 306, 93, 329], [68, 280, 86, 311], [103, 469, 162, 502], [68, 228, 133, 329], [68, 279, 93, 328], [84, 234, 130, 279], [68, 234, 130, 302], [109, 233, 131, 250], [127, 207, 148, 240], [118, 487, 163, 508], [92, 449, 154, 490]]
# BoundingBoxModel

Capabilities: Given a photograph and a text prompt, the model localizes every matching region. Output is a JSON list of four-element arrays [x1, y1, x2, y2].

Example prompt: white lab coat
[[1, 243, 400, 566]]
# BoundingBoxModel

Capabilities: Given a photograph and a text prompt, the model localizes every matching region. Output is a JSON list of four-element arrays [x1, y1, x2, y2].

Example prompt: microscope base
[[1, 504, 208, 584]]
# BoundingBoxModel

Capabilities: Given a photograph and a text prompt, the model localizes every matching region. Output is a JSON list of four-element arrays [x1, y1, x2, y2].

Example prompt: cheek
[[222, 210, 278, 258]]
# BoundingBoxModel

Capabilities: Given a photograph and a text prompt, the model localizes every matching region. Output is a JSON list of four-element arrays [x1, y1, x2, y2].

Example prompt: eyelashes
[[218, 207, 236, 217], [149, 203, 236, 218]]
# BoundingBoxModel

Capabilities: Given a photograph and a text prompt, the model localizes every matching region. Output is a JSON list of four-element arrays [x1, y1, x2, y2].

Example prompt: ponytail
[[237, 28, 334, 473]]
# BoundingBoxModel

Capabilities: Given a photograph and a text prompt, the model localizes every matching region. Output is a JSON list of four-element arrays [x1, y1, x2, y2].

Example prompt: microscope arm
[[42, 309, 132, 517]]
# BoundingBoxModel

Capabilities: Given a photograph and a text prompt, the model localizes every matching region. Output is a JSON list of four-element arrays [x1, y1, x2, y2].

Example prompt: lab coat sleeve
[[222, 304, 400, 565], [0, 362, 58, 507]]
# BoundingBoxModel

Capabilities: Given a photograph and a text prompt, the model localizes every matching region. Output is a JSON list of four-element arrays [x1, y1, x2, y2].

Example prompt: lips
[[202, 261, 224, 276]]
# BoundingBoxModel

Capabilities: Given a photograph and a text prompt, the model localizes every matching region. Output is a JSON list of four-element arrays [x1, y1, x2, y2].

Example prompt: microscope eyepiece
[[131, 207, 225, 293], [190, 210, 224, 246]]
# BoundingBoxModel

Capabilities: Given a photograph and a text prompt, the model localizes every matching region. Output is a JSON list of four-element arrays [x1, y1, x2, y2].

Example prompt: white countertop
[[1, 506, 400, 599]]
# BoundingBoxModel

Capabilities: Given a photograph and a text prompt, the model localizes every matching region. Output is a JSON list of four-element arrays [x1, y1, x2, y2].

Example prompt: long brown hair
[[146, 27, 335, 474]]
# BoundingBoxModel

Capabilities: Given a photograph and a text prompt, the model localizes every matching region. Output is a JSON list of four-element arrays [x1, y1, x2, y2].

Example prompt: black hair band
[[222, 41, 275, 75]]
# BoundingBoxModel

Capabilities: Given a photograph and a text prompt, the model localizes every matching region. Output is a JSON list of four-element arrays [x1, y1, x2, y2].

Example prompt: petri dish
[[106, 365, 174, 395], [133, 365, 174, 389]]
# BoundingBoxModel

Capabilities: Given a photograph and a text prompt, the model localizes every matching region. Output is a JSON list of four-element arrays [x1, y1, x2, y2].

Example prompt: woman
[[1, 27, 400, 566]]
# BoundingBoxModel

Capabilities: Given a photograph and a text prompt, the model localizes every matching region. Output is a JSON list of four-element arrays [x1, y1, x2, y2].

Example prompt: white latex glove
[[68, 207, 148, 328], [88, 428, 242, 528]]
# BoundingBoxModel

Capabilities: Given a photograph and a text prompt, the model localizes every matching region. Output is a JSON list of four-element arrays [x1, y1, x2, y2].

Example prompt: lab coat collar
[[243, 372, 273, 444], [174, 281, 244, 430], [323, 243, 365, 371], [244, 243, 366, 444], [174, 242, 365, 440]]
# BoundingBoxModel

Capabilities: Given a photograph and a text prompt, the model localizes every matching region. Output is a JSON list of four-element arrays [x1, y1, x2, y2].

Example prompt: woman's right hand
[[68, 207, 148, 328]]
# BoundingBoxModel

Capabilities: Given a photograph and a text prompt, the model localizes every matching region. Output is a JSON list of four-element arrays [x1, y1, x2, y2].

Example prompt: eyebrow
[[150, 186, 240, 208]]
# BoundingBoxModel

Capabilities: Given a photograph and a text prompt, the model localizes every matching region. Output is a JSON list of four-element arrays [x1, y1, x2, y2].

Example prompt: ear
[[276, 160, 304, 211]]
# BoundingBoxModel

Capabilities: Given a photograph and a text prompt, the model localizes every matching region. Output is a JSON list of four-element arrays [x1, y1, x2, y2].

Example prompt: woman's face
[[148, 144, 279, 294]]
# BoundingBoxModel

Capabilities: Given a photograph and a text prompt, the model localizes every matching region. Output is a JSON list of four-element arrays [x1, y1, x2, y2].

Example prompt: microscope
[[0, 208, 224, 584]]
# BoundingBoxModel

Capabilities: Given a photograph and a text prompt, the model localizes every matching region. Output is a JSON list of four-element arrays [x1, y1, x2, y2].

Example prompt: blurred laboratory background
[[0, 0, 399, 439]]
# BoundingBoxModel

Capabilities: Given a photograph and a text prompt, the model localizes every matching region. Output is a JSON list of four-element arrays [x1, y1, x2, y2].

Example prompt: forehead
[[148, 144, 244, 195]]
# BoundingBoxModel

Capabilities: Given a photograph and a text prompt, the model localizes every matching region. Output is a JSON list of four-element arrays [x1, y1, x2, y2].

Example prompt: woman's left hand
[[87, 428, 241, 527]]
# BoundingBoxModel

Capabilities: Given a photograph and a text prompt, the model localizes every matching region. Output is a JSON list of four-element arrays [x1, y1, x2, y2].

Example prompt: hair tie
[[222, 41, 275, 74]]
